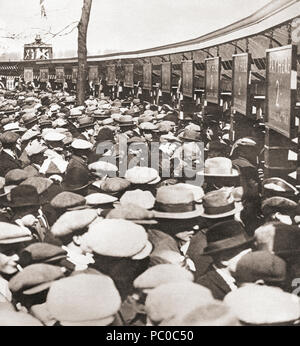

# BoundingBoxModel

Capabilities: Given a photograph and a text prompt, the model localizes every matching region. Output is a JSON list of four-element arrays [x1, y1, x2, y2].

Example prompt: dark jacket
[[0, 151, 22, 177], [195, 268, 232, 301]]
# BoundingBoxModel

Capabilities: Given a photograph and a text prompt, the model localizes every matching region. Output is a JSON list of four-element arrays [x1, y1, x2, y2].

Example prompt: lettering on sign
[[205, 57, 221, 104], [40, 68, 49, 82], [24, 47, 51, 60], [89, 66, 99, 83], [161, 62, 172, 94], [107, 65, 116, 86], [143, 64, 152, 90], [232, 53, 251, 116], [266, 45, 297, 138], [55, 67, 64, 83], [72, 67, 78, 83], [124, 64, 134, 88], [24, 68, 34, 83], [182, 60, 194, 98]]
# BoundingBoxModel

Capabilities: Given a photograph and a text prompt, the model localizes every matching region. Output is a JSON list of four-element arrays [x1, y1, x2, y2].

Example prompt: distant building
[[24, 34, 53, 61]]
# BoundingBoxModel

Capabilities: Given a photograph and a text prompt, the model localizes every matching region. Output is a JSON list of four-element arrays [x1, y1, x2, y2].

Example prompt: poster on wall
[[205, 57, 221, 104], [55, 67, 65, 83], [161, 62, 172, 94], [89, 66, 99, 83], [107, 65, 116, 86], [39, 68, 49, 82], [124, 64, 134, 88], [182, 60, 194, 98], [24, 68, 34, 83], [143, 63, 152, 90], [232, 53, 251, 116], [266, 45, 297, 138], [72, 67, 78, 83]]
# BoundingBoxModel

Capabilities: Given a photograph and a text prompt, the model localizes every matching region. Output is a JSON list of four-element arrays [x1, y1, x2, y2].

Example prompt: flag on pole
[[40, 0, 47, 18]]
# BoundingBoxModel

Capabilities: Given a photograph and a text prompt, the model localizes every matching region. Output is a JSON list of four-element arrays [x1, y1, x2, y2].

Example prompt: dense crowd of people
[[0, 85, 299, 326]]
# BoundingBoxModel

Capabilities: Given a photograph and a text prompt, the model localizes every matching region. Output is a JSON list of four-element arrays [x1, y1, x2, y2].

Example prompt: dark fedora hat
[[9, 185, 40, 208], [203, 220, 254, 256], [62, 167, 91, 192]]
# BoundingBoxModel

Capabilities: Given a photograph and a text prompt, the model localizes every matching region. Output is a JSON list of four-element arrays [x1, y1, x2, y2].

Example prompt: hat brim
[[5, 201, 40, 208], [197, 168, 240, 178], [153, 203, 203, 220], [129, 175, 161, 185], [44, 254, 68, 264], [86, 197, 118, 206], [147, 176, 161, 185], [179, 136, 201, 142], [131, 240, 153, 260], [200, 202, 243, 219], [129, 219, 158, 225], [61, 182, 91, 192], [22, 281, 55, 295], [202, 238, 254, 256], [0, 235, 33, 245]]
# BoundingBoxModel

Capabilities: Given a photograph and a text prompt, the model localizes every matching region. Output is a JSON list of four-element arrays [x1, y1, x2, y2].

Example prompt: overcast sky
[[0, 0, 272, 58]]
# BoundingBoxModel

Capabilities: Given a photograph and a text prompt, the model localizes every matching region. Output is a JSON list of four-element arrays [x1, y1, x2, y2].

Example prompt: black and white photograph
[[0, 0, 299, 331]]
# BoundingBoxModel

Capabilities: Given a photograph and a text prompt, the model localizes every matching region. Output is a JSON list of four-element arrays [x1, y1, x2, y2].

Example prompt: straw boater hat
[[153, 185, 203, 219], [200, 188, 243, 219], [197, 157, 239, 177]]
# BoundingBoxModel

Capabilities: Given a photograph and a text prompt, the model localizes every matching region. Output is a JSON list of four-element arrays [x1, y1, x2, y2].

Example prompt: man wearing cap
[[67, 139, 92, 174], [194, 219, 254, 300], [0, 131, 23, 177]]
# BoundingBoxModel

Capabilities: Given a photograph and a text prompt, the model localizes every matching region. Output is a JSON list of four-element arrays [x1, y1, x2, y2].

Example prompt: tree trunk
[[77, 0, 92, 105]]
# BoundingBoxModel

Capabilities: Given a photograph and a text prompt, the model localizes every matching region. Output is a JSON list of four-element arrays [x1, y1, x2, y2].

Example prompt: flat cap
[[134, 264, 193, 290], [235, 251, 287, 284], [0, 222, 32, 244], [50, 191, 86, 210], [125, 167, 159, 184], [85, 193, 117, 206], [71, 139, 93, 150], [106, 203, 155, 225], [19, 243, 67, 266], [46, 274, 121, 325], [5, 169, 29, 185], [51, 209, 99, 237], [145, 282, 215, 323], [161, 302, 240, 326], [120, 189, 155, 209], [0, 131, 19, 144], [101, 177, 131, 193], [81, 219, 149, 258], [224, 284, 300, 325], [88, 161, 118, 173], [0, 311, 43, 326], [21, 177, 53, 195], [9, 263, 65, 295]]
